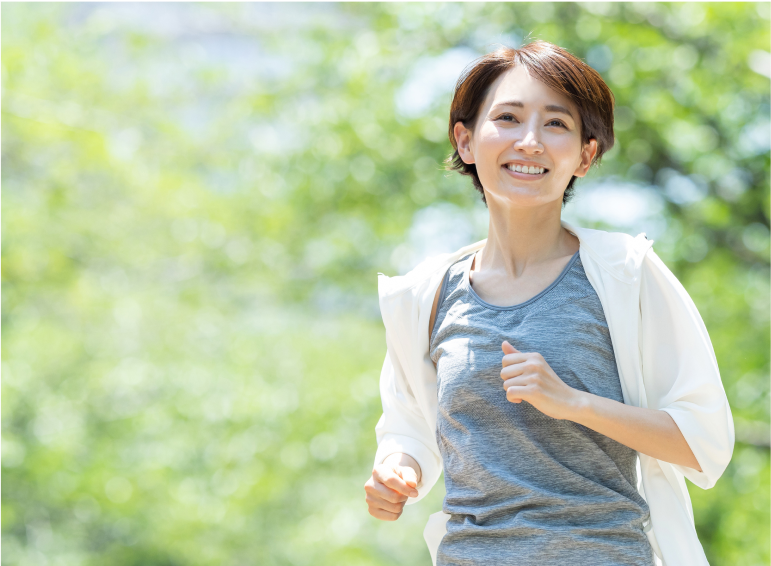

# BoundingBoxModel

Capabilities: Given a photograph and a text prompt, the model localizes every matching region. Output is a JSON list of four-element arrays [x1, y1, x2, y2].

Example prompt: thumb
[[398, 465, 418, 489], [502, 340, 519, 354]]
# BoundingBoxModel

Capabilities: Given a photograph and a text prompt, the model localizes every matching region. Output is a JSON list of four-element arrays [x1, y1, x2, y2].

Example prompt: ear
[[573, 138, 598, 178], [453, 121, 475, 165]]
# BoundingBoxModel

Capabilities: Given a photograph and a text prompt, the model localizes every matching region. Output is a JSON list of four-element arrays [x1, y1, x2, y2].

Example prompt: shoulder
[[377, 241, 484, 349], [566, 225, 653, 284], [640, 246, 692, 301], [378, 239, 485, 300]]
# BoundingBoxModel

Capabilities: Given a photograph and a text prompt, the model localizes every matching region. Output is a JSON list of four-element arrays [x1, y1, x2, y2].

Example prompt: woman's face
[[455, 65, 597, 208]]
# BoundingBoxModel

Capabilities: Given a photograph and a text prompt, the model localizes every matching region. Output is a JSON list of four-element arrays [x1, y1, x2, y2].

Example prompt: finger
[[501, 352, 528, 369], [372, 467, 414, 499], [506, 385, 529, 403], [398, 466, 419, 493], [503, 376, 529, 390], [366, 479, 409, 504], [501, 362, 528, 380], [502, 340, 520, 355], [368, 506, 402, 521], [366, 492, 407, 514]]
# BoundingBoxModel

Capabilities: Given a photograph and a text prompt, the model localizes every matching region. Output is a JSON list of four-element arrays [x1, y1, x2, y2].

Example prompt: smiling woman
[[365, 40, 734, 566]]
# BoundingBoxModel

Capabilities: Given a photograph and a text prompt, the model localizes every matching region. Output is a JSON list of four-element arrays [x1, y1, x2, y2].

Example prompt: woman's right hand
[[364, 453, 422, 521]]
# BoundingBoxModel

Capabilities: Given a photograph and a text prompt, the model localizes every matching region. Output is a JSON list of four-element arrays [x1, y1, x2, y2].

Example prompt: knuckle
[[381, 489, 398, 503]]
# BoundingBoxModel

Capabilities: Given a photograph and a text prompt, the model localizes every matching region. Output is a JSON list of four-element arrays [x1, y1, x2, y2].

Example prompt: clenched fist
[[501, 340, 581, 420], [364, 453, 422, 521]]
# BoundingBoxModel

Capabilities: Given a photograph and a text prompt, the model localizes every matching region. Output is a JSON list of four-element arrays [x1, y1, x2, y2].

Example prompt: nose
[[513, 127, 544, 154]]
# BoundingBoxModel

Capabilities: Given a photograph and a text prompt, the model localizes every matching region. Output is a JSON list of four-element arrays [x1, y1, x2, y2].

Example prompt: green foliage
[[2, 3, 769, 565]]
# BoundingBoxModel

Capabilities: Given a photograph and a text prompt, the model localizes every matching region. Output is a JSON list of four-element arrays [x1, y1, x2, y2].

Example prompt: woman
[[364, 41, 734, 566]]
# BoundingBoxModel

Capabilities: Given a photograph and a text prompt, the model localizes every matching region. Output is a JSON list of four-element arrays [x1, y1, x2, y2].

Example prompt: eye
[[548, 119, 567, 128], [497, 113, 518, 122]]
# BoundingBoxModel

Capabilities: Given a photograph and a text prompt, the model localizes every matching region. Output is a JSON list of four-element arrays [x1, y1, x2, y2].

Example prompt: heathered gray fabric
[[429, 250, 654, 566]]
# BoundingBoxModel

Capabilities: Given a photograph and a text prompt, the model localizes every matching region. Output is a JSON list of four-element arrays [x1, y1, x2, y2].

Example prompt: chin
[[486, 186, 560, 208]]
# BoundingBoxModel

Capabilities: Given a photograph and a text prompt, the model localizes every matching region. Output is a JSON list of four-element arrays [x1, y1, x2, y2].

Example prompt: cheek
[[550, 140, 583, 169], [475, 134, 507, 162]]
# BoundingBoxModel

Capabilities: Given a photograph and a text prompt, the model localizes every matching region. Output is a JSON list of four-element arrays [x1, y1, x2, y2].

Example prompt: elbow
[[659, 404, 734, 485], [678, 451, 734, 490]]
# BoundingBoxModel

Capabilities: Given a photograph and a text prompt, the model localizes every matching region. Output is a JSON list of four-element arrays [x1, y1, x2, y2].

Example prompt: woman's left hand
[[500, 340, 583, 420]]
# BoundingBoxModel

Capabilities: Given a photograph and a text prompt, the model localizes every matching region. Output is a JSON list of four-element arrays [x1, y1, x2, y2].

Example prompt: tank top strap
[[437, 253, 474, 312]]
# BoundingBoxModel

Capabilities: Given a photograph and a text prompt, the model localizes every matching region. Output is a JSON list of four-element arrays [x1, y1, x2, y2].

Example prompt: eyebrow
[[493, 100, 575, 120]]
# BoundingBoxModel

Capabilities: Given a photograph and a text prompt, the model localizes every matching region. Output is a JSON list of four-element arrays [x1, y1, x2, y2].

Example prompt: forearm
[[567, 391, 702, 472], [382, 452, 423, 484]]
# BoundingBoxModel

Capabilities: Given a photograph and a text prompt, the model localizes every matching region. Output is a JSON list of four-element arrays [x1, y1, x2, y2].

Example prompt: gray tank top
[[429, 249, 654, 566]]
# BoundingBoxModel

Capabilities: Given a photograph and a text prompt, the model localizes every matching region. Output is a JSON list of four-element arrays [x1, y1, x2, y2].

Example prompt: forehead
[[479, 65, 578, 119]]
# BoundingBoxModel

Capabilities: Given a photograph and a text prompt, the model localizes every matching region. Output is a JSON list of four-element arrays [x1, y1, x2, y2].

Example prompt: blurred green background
[[2, 3, 769, 565]]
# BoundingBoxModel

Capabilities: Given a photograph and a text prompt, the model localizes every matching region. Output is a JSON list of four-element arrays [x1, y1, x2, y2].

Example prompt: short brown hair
[[445, 40, 615, 206]]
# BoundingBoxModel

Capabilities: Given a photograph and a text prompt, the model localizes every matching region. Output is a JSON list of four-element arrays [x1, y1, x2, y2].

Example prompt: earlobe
[[454, 122, 475, 165]]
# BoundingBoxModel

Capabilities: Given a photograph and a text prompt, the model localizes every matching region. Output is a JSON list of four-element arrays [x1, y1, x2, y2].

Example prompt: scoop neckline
[[462, 249, 581, 311]]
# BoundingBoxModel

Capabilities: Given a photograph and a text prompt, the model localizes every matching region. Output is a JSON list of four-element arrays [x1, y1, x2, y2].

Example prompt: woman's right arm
[[365, 280, 445, 521]]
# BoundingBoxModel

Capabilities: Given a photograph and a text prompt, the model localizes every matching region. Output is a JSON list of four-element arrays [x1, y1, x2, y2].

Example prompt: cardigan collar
[[378, 219, 654, 299]]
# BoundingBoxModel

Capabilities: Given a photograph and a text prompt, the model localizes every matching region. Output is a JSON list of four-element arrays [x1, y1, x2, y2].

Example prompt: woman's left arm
[[568, 390, 703, 472], [501, 341, 703, 471], [501, 248, 735, 487], [634, 247, 735, 488]]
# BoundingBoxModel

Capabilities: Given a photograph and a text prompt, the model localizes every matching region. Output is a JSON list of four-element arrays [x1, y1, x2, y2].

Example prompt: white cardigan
[[373, 219, 735, 566]]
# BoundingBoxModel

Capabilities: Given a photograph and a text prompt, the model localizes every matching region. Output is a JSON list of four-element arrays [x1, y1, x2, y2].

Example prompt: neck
[[478, 197, 577, 277]]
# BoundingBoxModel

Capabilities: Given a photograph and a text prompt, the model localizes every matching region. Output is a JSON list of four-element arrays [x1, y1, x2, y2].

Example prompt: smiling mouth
[[502, 164, 549, 177]]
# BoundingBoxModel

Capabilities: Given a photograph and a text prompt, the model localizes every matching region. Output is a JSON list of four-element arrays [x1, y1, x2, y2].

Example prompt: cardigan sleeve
[[373, 329, 444, 505], [639, 248, 735, 489]]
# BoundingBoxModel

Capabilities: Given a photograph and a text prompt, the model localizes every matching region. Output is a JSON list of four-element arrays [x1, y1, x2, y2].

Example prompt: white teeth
[[507, 164, 545, 175]]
